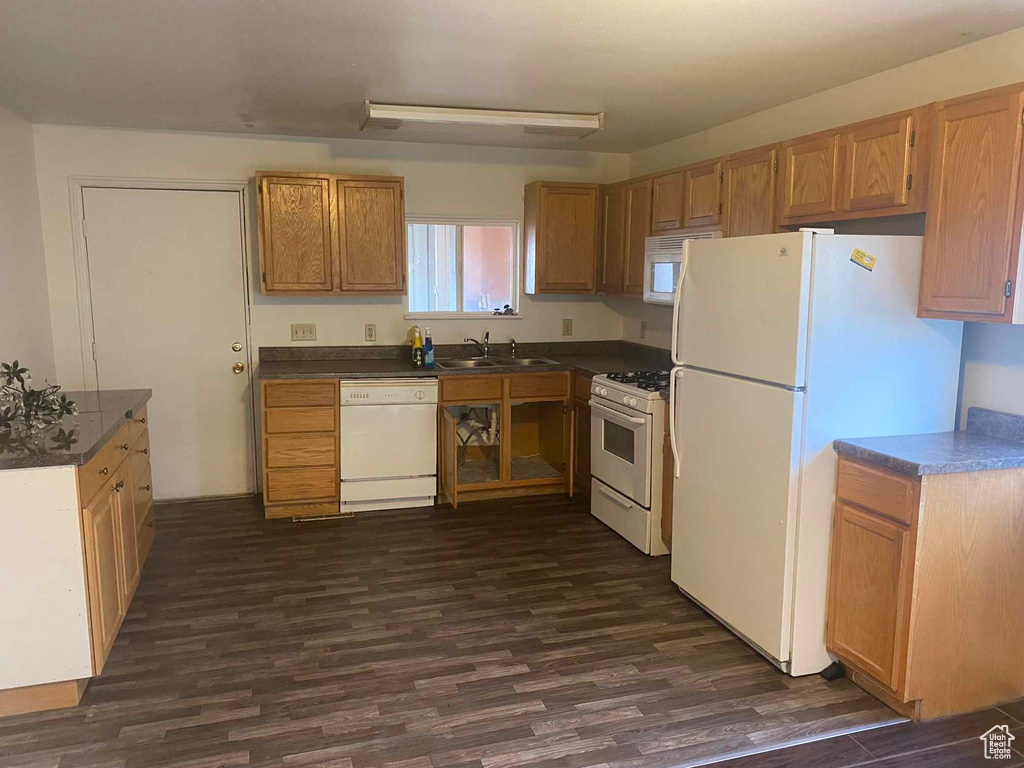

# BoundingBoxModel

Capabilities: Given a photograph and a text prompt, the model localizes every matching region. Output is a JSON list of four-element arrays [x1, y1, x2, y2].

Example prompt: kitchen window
[[406, 217, 519, 317]]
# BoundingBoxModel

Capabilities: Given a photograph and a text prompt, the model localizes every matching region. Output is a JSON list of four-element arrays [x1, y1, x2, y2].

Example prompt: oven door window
[[603, 419, 636, 464]]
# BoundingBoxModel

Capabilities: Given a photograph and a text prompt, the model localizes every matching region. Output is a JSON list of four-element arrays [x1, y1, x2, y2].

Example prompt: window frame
[[404, 215, 522, 320]]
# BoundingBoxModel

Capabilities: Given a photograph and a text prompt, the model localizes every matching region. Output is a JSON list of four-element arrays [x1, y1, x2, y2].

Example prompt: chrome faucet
[[509, 338, 517, 358], [465, 331, 489, 357]]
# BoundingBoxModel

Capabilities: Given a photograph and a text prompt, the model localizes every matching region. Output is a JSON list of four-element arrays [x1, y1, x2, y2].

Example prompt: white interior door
[[671, 367, 803, 664], [83, 187, 254, 499]]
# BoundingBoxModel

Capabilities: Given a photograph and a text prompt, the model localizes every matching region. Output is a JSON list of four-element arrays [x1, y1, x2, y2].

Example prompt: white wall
[[623, 26, 1024, 423], [0, 106, 55, 382], [31, 126, 631, 389]]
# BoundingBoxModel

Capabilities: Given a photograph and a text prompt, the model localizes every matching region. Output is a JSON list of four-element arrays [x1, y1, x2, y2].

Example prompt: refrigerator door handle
[[670, 243, 690, 367], [669, 367, 683, 478]]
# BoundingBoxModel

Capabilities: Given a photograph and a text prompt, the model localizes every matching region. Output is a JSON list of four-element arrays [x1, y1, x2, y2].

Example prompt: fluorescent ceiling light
[[361, 101, 604, 138]]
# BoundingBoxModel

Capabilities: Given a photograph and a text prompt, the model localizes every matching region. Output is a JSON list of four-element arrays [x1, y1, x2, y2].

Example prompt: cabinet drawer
[[440, 376, 502, 403], [129, 406, 149, 446], [265, 407, 336, 434], [78, 441, 116, 508], [264, 380, 336, 408], [137, 504, 155, 565], [837, 459, 918, 525], [573, 372, 594, 401], [264, 501, 339, 520], [134, 463, 153, 517], [266, 434, 336, 468], [265, 467, 337, 502], [508, 372, 570, 400], [130, 429, 151, 479], [110, 422, 132, 470]]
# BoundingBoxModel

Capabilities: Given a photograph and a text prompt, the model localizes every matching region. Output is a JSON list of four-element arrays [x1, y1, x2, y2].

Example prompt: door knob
[[232, 362, 245, 374], [231, 342, 243, 352]]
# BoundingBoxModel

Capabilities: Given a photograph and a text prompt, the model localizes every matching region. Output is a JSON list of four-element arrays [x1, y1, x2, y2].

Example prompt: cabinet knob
[[141, 484, 151, 492], [139, 447, 149, 455], [114, 480, 124, 491], [147, 520, 154, 528], [120, 443, 130, 450], [99, 467, 109, 476], [137, 417, 146, 425]]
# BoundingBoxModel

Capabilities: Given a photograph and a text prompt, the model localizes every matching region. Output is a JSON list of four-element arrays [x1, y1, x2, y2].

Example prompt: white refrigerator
[[668, 231, 963, 676]]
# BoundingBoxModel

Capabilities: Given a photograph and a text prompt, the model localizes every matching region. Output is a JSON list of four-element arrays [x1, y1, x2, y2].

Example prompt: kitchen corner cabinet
[[918, 84, 1024, 322], [524, 181, 601, 294], [600, 179, 652, 295], [722, 145, 778, 237], [438, 372, 573, 506], [827, 457, 1024, 721], [260, 380, 340, 519], [257, 171, 406, 296]]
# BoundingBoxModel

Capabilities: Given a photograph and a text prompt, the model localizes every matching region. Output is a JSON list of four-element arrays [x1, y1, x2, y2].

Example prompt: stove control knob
[[627, 396, 639, 407], [596, 386, 608, 397], [415, 390, 425, 400]]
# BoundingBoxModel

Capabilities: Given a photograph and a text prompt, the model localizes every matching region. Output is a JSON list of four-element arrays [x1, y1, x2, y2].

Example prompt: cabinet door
[[780, 134, 840, 219], [537, 185, 599, 293], [83, 484, 123, 674], [919, 87, 1024, 319], [723, 147, 777, 237], [114, 461, 139, 602], [599, 184, 627, 293], [651, 171, 684, 231], [624, 179, 653, 294], [439, 407, 458, 508], [258, 175, 333, 293], [683, 160, 723, 228], [573, 397, 591, 496], [842, 115, 913, 212], [826, 502, 913, 691], [336, 179, 406, 293]]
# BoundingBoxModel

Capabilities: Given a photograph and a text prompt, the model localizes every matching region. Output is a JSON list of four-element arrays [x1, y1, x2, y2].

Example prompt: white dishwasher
[[338, 379, 438, 513]]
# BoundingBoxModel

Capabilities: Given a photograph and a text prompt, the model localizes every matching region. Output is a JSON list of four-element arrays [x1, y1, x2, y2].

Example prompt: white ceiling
[[1, 1, 1022, 153]]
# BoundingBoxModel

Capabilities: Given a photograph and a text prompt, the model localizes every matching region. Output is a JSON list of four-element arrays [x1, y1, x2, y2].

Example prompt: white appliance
[[590, 373, 669, 556], [339, 379, 438, 513], [668, 231, 963, 675], [643, 231, 721, 305]]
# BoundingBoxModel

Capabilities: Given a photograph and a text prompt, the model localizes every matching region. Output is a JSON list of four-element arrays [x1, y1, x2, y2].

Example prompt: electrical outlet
[[290, 323, 316, 342], [561, 319, 573, 337], [364, 323, 376, 342], [640, 320, 648, 340]]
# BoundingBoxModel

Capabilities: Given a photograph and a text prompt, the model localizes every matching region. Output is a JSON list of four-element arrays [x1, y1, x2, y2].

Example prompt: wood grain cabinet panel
[[682, 160, 723, 228], [113, 462, 139, 604], [599, 183, 627, 293], [136, 505, 156, 566], [780, 134, 840, 219], [265, 467, 337, 503], [82, 483, 123, 674], [837, 459, 917, 525], [265, 434, 336, 469], [842, 114, 913, 212], [919, 85, 1024, 321], [336, 179, 406, 293], [651, 172, 684, 231], [130, 429, 151, 479], [524, 182, 601, 294], [264, 380, 337, 408], [258, 175, 333, 293], [264, 407, 336, 434], [507, 371, 571, 400], [624, 179, 653, 294], [722, 146, 777, 237], [128, 407, 148, 447], [573, 397, 591, 497], [439, 375, 503, 404]]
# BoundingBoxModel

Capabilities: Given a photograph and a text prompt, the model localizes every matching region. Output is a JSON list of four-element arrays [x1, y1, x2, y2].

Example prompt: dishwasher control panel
[[339, 378, 438, 406]]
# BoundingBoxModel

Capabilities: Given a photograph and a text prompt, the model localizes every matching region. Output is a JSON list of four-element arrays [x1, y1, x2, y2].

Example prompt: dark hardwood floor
[[0, 494, 930, 767]]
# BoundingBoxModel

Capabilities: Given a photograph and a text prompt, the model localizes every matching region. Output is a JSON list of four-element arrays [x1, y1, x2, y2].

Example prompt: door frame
[[68, 176, 259, 494]]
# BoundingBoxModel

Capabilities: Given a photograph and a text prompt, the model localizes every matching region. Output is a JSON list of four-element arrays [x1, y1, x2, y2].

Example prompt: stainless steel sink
[[435, 358, 499, 369], [491, 358, 556, 366]]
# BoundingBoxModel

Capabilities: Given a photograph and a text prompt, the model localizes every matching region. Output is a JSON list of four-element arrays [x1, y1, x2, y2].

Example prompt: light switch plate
[[364, 323, 376, 342], [291, 323, 316, 342], [561, 319, 573, 337]]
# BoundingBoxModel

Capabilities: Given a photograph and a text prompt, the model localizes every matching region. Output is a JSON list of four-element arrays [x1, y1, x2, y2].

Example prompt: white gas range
[[589, 372, 669, 556]]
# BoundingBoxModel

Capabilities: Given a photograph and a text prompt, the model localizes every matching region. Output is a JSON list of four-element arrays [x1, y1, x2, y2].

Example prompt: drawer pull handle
[[141, 484, 151, 492], [99, 467, 109, 476], [114, 480, 124, 491], [120, 443, 130, 450]]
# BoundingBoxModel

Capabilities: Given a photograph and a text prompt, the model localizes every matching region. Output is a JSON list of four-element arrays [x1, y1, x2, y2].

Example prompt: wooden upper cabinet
[[524, 182, 600, 294], [682, 160, 723, 228], [651, 171, 684, 231], [722, 146, 777, 237], [780, 134, 840, 220], [842, 114, 914, 212], [335, 179, 405, 293], [256, 171, 406, 296], [258, 175, 333, 293], [624, 178, 653, 294], [599, 183, 627, 293], [919, 85, 1024, 321]]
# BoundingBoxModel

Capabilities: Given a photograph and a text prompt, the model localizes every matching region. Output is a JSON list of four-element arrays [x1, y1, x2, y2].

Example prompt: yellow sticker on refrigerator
[[850, 248, 877, 272]]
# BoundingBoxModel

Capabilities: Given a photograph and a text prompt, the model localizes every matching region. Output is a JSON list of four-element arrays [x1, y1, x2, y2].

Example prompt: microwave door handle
[[671, 243, 689, 367], [590, 402, 648, 427]]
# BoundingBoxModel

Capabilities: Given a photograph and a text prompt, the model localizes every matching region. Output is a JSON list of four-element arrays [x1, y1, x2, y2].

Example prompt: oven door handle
[[594, 481, 634, 510], [590, 401, 648, 427]]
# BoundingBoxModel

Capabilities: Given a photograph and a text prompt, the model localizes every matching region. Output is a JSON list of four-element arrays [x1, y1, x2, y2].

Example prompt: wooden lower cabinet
[[261, 380, 340, 519], [82, 484, 123, 674], [572, 372, 593, 496], [827, 456, 1024, 720]]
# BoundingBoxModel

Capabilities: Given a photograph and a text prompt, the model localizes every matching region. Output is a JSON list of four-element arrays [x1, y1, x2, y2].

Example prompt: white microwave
[[643, 231, 721, 305]]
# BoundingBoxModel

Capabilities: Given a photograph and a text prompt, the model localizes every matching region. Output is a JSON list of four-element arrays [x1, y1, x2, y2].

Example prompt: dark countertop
[[257, 341, 672, 381], [834, 407, 1024, 476], [0, 389, 151, 470]]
